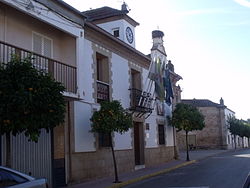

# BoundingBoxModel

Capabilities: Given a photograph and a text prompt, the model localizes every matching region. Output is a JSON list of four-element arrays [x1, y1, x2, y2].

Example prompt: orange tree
[[90, 100, 132, 183], [0, 56, 66, 167], [169, 103, 205, 161]]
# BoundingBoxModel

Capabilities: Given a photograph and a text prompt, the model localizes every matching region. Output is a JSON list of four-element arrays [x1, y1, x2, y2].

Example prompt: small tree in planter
[[0, 56, 66, 167], [168, 103, 205, 161], [90, 100, 132, 183]]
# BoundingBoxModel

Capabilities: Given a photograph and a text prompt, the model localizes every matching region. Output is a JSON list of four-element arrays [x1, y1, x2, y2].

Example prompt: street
[[124, 149, 250, 188]]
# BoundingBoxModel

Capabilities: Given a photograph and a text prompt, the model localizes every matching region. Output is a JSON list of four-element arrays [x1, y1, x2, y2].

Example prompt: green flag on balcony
[[148, 57, 165, 101]]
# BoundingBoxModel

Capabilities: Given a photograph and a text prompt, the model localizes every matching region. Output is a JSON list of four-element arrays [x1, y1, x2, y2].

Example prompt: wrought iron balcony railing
[[129, 88, 154, 118], [0, 41, 77, 94], [97, 81, 109, 102]]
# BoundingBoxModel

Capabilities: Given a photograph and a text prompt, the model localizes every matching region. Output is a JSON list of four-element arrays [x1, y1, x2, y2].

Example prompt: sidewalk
[[67, 149, 229, 188]]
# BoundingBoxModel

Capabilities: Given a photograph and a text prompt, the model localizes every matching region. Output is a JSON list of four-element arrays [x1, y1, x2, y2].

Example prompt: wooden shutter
[[33, 33, 42, 55]]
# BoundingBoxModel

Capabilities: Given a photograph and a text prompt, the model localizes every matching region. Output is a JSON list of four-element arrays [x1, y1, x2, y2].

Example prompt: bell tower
[[83, 2, 139, 48]]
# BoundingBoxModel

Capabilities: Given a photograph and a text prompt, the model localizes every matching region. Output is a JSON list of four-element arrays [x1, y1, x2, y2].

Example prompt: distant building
[[177, 98, 243, 150]]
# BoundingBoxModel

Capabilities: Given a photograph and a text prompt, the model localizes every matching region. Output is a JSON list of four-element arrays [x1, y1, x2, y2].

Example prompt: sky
[[63, 0, 250, 120]]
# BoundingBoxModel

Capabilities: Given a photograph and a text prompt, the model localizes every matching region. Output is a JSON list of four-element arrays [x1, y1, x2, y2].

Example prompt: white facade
[[98, 20, 136, 47]]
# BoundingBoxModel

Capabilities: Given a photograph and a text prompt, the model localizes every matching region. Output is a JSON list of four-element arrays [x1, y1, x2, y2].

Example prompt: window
[[96, 53, 109, 103], [32, 32, 52, 58], [158, 124, 165, 145], [96, 53, 109, 83], [99, 133, 111, 147], [131, 69, 141, 90], [113, 28, 119, 38], [32, 32, 52, 72]]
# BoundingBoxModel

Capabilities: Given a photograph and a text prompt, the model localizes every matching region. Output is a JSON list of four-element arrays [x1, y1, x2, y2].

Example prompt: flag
[[148, 57, 165, 101], [164, 68, 174, 105], [148, 57, 157, 81], [154, 58, 165, 101]]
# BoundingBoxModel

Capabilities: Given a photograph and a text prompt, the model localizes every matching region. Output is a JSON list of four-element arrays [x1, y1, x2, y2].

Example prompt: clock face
[[126, 27, 133, 44]]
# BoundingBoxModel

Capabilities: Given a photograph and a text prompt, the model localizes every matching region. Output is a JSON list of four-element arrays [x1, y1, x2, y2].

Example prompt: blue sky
[[64, 0, 250, 120]]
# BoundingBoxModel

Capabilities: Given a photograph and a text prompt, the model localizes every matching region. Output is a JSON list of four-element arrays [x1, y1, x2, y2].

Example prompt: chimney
[[220, 97, 224, 105]]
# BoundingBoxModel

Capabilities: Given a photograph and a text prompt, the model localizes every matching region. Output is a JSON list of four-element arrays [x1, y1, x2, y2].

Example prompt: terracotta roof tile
[[83, 6, 127, 21]]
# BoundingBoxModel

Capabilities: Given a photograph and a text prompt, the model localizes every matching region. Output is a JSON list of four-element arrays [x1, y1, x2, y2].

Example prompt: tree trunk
[[242, 137, 244, 148], [185, 131, 190, 161], [234, 135, 236, 150], [109, 134, 120, 183], [6, 132, 11, 167]]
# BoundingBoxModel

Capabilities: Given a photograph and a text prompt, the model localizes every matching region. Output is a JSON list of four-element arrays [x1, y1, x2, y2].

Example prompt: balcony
[[129, 88, 154, 118], [0, 41, 77, 94], [97, 81, 109, 103]]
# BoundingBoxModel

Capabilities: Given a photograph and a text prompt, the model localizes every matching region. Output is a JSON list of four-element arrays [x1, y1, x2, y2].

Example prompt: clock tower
[[83, 2, 139, 48]]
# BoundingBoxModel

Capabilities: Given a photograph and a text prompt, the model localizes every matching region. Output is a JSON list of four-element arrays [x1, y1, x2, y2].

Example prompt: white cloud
[[176, 8, 233, 16], [223, 20, 250, 26], [234, 0, 250, 8]]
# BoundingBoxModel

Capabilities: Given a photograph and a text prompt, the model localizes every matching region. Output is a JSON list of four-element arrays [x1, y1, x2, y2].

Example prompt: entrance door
[[134, 122, 145, 166]]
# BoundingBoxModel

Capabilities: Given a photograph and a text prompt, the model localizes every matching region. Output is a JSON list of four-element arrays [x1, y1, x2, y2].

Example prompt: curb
[[106, 160, 196, 188]]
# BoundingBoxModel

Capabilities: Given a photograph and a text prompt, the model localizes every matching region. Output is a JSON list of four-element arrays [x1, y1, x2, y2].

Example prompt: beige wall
[[195, 107, 222, 147], [177, 106, 225, 150], [145, 146, 175, 167], [70, 149, 134, 182], [0, 3, 76, 66], [0, 6, 5, 41], [70, 146, 175, 183]]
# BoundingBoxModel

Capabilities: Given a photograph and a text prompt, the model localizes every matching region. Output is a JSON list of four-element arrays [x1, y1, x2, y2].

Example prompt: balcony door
[[96, 52, 110, 103], [131, 69, 141, 90]]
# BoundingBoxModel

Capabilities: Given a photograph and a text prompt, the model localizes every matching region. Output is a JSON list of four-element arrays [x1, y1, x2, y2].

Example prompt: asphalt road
[[124, 149, 250, 188]]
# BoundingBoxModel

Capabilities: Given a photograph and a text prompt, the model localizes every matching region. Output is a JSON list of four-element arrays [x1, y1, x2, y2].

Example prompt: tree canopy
[[0, 56, 66, 142], [169, 103, 205, 132], [227, 115, 241, 136], [169, 103, 205, 161], [227, 115, 250, 148], [90, 100, 132, 134]]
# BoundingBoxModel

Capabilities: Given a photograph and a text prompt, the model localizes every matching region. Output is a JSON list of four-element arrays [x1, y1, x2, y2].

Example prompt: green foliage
[[169, 103, 205, 132], [0, 56, 66, 142], [244, 123, 250, 138], [90, 100, 132, 134], [227, 115, 241, 136], [227, 115, 250, 138]]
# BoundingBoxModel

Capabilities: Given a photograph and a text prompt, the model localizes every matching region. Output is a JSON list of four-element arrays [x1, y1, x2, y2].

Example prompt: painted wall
[[224, 108, 235, 148], [81, 39, 95, 102], [111, 54, 130, 108], [0, 6, 5, 41], [74, 101, 96, 152], [97, 19, 135, 47], [145, 113, 158, 148]]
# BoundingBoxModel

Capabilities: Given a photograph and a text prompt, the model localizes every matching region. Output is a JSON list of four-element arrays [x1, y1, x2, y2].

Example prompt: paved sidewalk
[[67, 149, 230, 188]]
